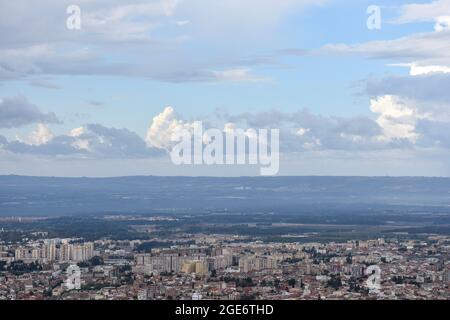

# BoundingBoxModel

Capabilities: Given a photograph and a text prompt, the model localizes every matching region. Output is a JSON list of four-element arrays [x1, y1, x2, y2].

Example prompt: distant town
[[1, 228, 449, 300]]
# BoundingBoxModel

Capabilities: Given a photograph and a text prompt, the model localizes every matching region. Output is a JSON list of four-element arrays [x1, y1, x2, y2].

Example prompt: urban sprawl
[[0, 232, 449, 300]]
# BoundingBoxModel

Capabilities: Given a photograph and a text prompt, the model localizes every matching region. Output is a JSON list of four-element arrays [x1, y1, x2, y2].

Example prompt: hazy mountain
[[1, 175, 450, 216]]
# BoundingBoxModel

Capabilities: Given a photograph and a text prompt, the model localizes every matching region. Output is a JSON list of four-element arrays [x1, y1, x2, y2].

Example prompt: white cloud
[[0, 0, 181, 47], [396, 0, 450, 24], [435, 16, 450, 31], [3, 120, 163, 158], [145, 106, 195, 149], [410, 63, 450, 75], [81, 0, 180, 42], [220, 108, 383, 152], [68, 127, 90, 150], [296, 127, 310, 136], [5, 101, 450, 175], [391, 63, 450, 76], [370, 95, 420, 142], [323, 30, 450, 67], [71, 139, 90, 151], [212, 68, 271, 83], [20, 123, 54, 146], [322, 0, 450, 73], [0, 0, 326, 84], [69, 127, 86, 137], [176, 20, 190, 26], [222, 122, 258, 139]]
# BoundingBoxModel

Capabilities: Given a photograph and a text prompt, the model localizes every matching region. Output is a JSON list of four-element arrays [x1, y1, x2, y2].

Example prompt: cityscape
[[1, 0, 450, 307], [1, 216, 449, 300], [1, 176, 450, 301]]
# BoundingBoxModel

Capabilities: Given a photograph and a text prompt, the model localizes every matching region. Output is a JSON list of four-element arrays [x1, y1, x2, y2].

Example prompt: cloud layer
[[0, 96, 60, 129], [2, 120, 163, 158], [0, 0, 325, 84]]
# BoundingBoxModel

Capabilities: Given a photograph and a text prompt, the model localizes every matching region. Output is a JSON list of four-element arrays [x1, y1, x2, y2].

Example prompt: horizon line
[[1, 174, 450, 179]]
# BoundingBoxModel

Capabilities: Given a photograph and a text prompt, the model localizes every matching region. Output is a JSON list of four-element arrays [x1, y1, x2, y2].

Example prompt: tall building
[[134, 253, 190, 275], [181, 261, 196, 274], [444, 269, 450, 283], [181, 260, 208, 275], [45, 242, 57, 261], [72, 243, 94, 262], [59, 243, 71, 262], [239, 256, 278, 273]]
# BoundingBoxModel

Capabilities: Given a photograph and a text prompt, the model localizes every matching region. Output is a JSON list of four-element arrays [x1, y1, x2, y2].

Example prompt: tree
[[327, 276, 342, 290], [288, 278, 296, 288], [346, 255, 352, 264], [90, 256, 104, 266], [77, 261, 89, 268]]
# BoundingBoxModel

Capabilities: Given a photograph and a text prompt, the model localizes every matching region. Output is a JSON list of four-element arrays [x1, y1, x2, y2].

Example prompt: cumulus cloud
[[218, 94, 450, 152], [146, 106, 196, 149], [85, 123, 162, 157], [318, 2, 450, 148], [3, 103, 450, 175], [2, 122, 163, 158], [21, 123, 54, 146], [370, 95, 418, 142], [434, 16, 450, 31], [6, 135, 85, 156], [365, 73, 450, 114], [313, 2, 450, 124], [218, 108, 385, 152], [0, 96, 60, 128], [69, 127, 86, 137]]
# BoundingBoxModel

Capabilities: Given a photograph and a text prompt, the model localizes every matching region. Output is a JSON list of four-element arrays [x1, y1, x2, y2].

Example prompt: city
[[1, 229, 449, 300], [1, 0, 450, 311]]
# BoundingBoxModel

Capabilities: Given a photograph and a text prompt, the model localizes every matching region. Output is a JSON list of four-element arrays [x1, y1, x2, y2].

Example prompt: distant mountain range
[[1, 175, 450, 216]]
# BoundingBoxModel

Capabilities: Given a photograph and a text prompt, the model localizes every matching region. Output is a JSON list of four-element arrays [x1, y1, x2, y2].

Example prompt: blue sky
[[1, 0, 450, 176]]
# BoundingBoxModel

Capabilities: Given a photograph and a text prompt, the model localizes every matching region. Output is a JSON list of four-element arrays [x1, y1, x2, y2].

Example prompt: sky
[[1, 0, 450, 177]]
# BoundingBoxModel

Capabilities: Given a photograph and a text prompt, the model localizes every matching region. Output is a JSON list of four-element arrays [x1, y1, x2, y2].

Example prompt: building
[[239, 256, 278, 273], [180, 260, 208, 275]]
